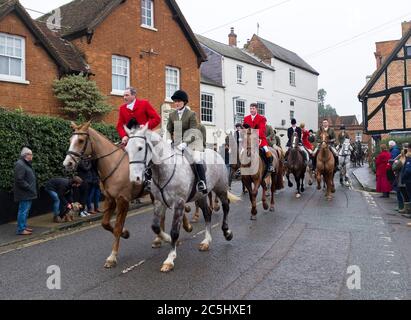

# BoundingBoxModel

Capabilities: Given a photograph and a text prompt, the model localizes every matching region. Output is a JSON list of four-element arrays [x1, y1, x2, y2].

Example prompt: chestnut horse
[[316, 132, 336, 200], [240, 128, 284, 220], [63, 122, 192, 268]]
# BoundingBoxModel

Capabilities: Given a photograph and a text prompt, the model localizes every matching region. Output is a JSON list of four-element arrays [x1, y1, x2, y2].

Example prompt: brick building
[[359, 21, 411, 135], [321, 115, 371, 145], [0, 0, 206, 125]]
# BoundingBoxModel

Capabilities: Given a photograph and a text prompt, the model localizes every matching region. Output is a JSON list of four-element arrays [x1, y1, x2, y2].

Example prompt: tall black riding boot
[[195, 164, 208, 194]]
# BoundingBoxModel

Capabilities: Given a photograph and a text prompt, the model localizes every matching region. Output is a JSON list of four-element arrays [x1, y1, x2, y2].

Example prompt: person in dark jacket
[[87, 160, 101, 215], [400, 143, 411, 218], [389, 141, 401, 159], [75, 156, 93, 217], [45, 177, 82, 223], [14, 147, 37, 235]]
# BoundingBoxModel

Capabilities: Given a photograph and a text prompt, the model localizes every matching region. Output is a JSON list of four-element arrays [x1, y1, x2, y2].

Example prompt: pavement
[[351, 164, 377, 192], [0, 197, 152, 251]]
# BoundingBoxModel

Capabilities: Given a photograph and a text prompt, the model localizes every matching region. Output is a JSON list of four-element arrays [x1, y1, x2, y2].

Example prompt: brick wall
[[244, 35, 272, 65], [0, 13, 61, 116], [72, 0, 201, 125]]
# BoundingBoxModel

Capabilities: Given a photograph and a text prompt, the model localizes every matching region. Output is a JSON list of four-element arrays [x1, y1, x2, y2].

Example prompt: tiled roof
[[196, 34, 273, 70], [253, 35, 319, 75], [201, 74, 224, 88]]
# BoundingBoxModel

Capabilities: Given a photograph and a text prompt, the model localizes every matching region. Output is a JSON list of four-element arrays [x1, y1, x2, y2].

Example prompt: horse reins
[[67, 131, 126, 183]]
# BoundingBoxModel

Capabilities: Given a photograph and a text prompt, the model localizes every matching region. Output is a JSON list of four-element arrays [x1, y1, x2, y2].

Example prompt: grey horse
[[125, 125, 239, 273]]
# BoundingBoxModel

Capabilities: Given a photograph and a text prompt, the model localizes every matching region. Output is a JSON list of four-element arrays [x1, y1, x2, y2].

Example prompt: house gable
[[359, 26, 411, 134]]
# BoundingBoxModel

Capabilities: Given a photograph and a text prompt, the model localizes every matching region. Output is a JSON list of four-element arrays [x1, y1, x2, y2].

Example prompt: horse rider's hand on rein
[[122, 136, 129, 146]]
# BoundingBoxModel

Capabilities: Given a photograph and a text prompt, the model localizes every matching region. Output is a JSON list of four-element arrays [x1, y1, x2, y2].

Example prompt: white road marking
[[121, 260, 146, 274]]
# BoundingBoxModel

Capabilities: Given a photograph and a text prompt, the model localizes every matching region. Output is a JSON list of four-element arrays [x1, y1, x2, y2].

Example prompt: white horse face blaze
[[126, 134, 147, 184], [63, 135, 80, 170]]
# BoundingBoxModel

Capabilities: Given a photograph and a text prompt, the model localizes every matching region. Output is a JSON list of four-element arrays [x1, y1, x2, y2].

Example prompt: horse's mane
[[88, 127, 120, 148]]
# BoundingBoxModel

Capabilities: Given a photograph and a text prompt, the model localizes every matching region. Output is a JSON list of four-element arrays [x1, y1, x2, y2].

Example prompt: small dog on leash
[[63, 202, 83, 222]]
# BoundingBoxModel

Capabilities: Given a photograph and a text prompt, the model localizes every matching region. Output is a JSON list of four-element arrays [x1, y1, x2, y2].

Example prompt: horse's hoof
[[121, 230, 130, 239], [184, 224, 193, 233], [296, 193, 301, 199], [214, 205, 221, 212], [250, 216, 257, 221], [317, 186, 321, 190], [152, 238, 163, 249], [288, 183, 293, 188], [263, 203, 269, 211], [104, 260, 117, 269], [224, 230, 233, 241], [199, 243, 210, 252], [308, 182, 313, 186], [160, 263, 174, 273], [269, 207, 275, 212], [184, 206, 191, 213]]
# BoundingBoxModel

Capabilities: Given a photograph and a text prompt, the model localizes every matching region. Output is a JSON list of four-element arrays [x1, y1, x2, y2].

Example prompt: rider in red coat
[[243, 103, 274, 172], [116, 87, 161, 146]]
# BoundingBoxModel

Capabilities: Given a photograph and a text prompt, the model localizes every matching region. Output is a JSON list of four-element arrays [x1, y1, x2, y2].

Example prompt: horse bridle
[[67, 131, 125, 183]]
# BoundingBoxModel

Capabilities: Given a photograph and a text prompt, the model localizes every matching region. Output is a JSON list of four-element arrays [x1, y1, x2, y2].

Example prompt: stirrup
[[197, 181, 207, 194]]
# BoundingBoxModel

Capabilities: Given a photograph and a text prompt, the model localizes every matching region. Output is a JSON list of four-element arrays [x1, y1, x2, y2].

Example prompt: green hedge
[[0, 108, 119, 192]]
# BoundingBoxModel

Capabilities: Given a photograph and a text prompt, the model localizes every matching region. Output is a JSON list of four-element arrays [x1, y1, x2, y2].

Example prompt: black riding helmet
[[291, 119, 297, 125], [171, 90, 189, 103]]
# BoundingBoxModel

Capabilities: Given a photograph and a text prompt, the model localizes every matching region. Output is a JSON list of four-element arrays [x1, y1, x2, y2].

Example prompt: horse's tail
[[227, 191, 241, 203]]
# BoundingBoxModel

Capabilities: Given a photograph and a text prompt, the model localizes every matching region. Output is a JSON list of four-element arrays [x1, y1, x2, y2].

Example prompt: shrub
[[0, 108, 119, 192], [53, 73, 113, 121]]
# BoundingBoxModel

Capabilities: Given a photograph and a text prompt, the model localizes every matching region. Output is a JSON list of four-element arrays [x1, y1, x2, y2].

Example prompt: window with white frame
[[201, 93, 214, 123], [112, 55, 130, 93], [404, 88, 411, 110], [235, 99, 246, 124], [356, 132, 362, 142], [289, 68, 296, 87], [166, 66, 180, 100], [141, 0, 154, 28], [290, 99, 295, 107], [257, 71, 263, 87], [0, 33, 25, 81], [257, 102, 265, 116], [290, 110, 295, 120], [237, 65, 244, 84]]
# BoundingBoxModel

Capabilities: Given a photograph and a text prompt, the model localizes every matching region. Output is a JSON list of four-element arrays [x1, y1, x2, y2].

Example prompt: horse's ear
[[83, 121, 92, 130], [71, 121, 79, 130]]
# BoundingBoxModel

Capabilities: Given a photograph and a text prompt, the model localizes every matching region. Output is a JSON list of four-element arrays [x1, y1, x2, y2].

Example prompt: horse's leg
[[316, 167, 322, 190], [270, 172, 276, 212], [101, 196, 116, 234], [301, 171, 305, 193], [191, 201, 201, 223], [161, 199, 185, 273], [251, 181, 260, 219], [286, 171, 293, 188], [216, 191, 233, 241], [213, 192, 220, 212], [152, 201, 171, 249], [182, 212, 193, 233], [295, 174, 301, 198], [104, 197, 129, 268], [199, 196, 213, 252], [261, 179, 269, 211]]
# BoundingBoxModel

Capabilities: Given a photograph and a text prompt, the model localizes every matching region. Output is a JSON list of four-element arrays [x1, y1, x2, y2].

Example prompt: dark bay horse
[[240, 128, 284, 220], [63, 122, 192, 268], [285, 132, 307, 198], [316, 132, 336, 200]]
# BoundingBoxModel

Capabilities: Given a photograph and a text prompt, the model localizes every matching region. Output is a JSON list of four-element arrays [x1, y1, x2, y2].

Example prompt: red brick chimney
[[402, 21, 411, 36], [228, 27, 237, 47]]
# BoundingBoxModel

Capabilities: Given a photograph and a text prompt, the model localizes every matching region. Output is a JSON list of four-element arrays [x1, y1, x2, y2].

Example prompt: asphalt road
[[0, 169, 410, 300]]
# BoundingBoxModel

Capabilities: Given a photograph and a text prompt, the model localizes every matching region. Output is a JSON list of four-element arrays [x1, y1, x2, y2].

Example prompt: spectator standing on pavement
[[76, 155, 93, 217], [391, 145, 408, 213], [14, 147, 37, 236], [375, 144, 392, 198], [45, 177, 82, 223], [400, 143, 411, 218], [87, 160, 101, 215], [389, 140, 401, 159]]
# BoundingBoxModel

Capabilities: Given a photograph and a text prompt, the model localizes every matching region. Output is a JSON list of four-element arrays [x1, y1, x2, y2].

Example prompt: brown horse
[[240, 128, 284, 220], [285, 132, 307, 198], [63, 122, 192, 268], [316, 132, 336, 200]]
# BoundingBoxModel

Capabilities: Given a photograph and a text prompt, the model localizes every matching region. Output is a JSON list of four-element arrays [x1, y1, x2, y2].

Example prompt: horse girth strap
[[152, 159, 179, 209]]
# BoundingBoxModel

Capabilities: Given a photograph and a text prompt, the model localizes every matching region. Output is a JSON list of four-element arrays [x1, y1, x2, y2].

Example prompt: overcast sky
[[20, 0, 411, 122]]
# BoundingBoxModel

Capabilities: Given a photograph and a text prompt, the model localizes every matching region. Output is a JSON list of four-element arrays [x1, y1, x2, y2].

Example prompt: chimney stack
[[228, 27, 237, 47], [402, 21, 411, 36]]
